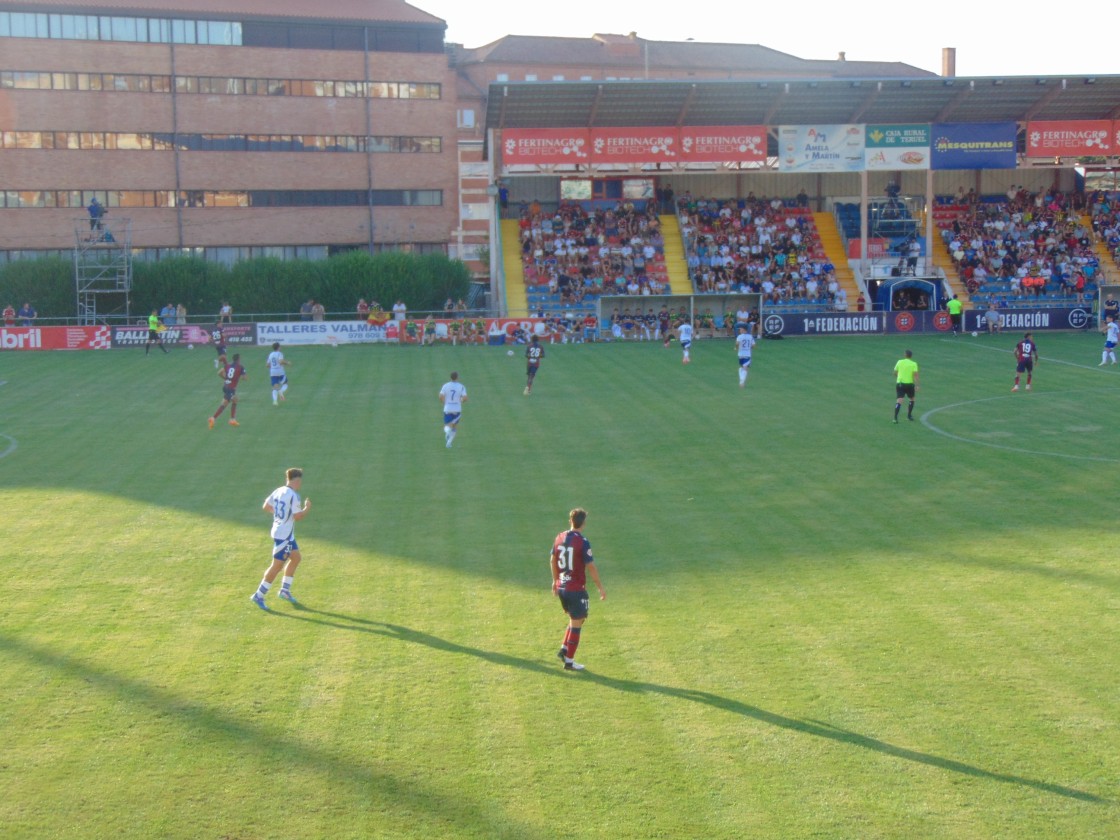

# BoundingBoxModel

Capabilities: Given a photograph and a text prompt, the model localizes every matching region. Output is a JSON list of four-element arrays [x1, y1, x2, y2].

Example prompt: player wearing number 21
[[550, 508, 606, 671], [251, 467, 311, 610]]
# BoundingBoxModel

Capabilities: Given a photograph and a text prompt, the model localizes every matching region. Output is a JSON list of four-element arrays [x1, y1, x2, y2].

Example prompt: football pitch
[[1, 331, 1118, 839]]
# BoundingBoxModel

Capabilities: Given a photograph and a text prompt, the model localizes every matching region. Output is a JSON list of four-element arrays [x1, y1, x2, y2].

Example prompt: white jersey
[[266, 485, 302, 540], [678, 323, 694, 343], [736, 332, 756, 358], [267, 350, 286, 376], [440, 380, 467, 413], [1106, 322, 1120, 345]]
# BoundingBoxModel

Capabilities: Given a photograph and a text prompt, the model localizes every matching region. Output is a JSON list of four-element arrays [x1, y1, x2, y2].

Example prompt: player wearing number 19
[[550, 508, 606, 671], [251, 467, 312, 610]]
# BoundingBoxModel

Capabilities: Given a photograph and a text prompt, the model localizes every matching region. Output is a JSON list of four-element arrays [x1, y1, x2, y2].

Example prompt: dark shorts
[[896, 382, 916, 399], [950, 314, 962, 327], [558, 588, 590, 620], [222, 385, 237, 401], [1016, 359, 1034, 373], [526, 362, 540, 378], [149, 329, 161, 341], [216, 344, 227, 357]]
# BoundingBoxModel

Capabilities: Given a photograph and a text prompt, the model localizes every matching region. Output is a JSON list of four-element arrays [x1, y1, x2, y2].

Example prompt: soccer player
[[1012, 332, 1038, 392], [524, 335, 544, 395], [893, 349, 919, 423], [735, 324, 757, 388], [439, 371, 467, 448], [267, 342, 291, 404], [145, 310, 168, 355], [209, 353, 246, 428], [678, 318, 694, 364], [251, 467, 311, 610], [1100, 315, 1119, 366], [210, 322, 227, 370], [550, 508, 606, 671]]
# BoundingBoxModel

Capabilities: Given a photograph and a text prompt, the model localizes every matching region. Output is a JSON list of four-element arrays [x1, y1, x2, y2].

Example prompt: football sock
[[230, 405, 237, 419], [894, 403, 900, 420], [1103, 352, 1109, 364], [281, 383, 288, 394], [214, 405, 226, 418], [256, 580, 272, 597], [564, 626, 581, 659], [739, 369, 747, 385], [280, 575, 293, 592], [908, 400, 914, 419]]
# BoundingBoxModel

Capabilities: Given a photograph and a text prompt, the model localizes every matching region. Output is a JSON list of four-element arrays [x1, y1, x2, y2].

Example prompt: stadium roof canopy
[[485, 75, 1120, 130]]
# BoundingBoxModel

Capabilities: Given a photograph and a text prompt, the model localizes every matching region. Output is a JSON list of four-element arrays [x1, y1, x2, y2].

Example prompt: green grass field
[[2, 331, 1118, 839]]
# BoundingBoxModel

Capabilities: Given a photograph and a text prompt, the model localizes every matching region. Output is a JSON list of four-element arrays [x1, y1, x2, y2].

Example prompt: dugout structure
[[597, 293, 762, 338], [1099, 285, 1120, 324]]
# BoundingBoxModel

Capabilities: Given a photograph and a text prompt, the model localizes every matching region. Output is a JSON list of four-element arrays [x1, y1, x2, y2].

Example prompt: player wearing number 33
[[550, 508, 605, 671], [250, 467, 311, 610]]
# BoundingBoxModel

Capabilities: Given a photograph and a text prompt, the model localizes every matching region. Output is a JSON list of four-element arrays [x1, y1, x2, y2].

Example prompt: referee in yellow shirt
[[893, 349, 919, 423]]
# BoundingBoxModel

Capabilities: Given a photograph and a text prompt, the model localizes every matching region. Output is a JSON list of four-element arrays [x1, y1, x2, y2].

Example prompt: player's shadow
[[279, 607, 1103, 804], [0, 631, 550, 840]]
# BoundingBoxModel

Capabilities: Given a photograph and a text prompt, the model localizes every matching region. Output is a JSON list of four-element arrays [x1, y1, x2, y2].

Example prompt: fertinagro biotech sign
[[865, 124, 930, 170]]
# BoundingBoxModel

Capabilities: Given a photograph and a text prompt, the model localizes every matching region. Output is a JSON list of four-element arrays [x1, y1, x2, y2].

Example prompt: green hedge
[[0, 252, 472, 320]]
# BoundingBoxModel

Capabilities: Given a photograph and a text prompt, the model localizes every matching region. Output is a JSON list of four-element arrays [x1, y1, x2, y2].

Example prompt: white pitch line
[[939, 337, 1115, 373], [0, 434, 17, 460], [921, 393, 1120, 463]]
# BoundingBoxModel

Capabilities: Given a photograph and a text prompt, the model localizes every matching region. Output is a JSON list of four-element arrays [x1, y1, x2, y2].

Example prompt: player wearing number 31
[[251, 467, 311, 610], [550, 508, 606, 671]]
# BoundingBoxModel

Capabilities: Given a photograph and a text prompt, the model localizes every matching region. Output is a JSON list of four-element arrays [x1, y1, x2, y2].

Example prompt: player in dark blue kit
[[1012, 332, 1038, 392], [524, 334, 545, 395], [550, 508, 606, 671], [211, 322, 227, 370]]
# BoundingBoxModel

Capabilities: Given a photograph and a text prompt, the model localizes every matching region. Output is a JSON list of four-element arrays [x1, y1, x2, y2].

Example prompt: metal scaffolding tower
[[74, 217, 132, 324]]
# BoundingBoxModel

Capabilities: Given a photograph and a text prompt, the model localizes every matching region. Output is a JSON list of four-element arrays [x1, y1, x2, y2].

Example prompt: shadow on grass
[[0, 632, 547, 840], [282, 605, 1105, 805]]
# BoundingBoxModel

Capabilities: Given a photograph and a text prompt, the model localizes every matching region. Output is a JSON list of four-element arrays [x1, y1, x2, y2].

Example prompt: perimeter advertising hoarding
[[865, 124, 930, 170], [1025, 120, 1114, 157], [760, 307, 1090, 337], [931, 123, 1017, 170], [110, 323, 255, 348], [0, 325, 112, 350], [778, 125, 865, 173]]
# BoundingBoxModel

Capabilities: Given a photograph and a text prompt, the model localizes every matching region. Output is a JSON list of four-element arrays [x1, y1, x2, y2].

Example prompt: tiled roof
[[455, 34, 933, 78], [5, 0, 445, 25]]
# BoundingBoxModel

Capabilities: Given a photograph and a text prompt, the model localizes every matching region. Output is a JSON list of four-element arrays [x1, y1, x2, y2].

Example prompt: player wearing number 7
[[251, 467, 311, 610], [550, 508, 606, 671]]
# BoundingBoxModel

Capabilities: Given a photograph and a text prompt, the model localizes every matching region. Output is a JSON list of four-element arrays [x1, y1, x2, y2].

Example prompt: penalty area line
[[0, 434, 17, 460]]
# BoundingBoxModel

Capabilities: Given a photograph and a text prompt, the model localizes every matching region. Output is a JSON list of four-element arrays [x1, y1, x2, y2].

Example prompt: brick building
[[0, 1, 932, 268]]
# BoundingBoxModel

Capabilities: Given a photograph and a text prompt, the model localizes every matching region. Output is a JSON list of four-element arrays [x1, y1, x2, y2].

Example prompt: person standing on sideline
[[1100, 315, 1119, 366], [550, 507, 605, 671], [1012, 332, 1038, 392], [524, 334, 545, 395], [3, 303, 15, 326], [735, 324, 757, 388], [209, 353, 246, 427], [17, 301, 36, 326], [267, 342, 291, 404], [678, 318, 694, 364], [251, 467, 311, 610], [439, 371, 467, 448], [946, 294, 963, 335], [893, 349, 919, 423], [1103, 294, 1119, 323], [145, 310, 168, 355]]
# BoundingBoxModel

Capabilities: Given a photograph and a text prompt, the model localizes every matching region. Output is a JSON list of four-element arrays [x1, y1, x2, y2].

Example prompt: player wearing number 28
[[550, 508, 606, 671]]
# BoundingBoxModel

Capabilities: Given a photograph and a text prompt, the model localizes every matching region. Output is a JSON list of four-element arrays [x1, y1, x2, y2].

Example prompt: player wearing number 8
[[550, 508, 606, 671]]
